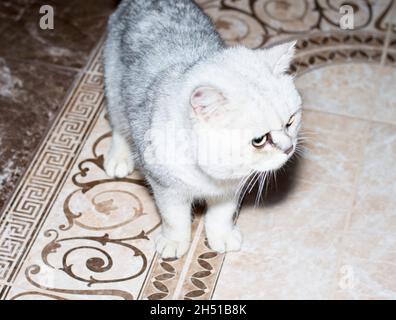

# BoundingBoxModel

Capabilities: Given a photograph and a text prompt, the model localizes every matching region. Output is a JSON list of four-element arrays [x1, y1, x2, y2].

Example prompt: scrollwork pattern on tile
[[60, 130, 151, 232], [197, 0, 394, 48]]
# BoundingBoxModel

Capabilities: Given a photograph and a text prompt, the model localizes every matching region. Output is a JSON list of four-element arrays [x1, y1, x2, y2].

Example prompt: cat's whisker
[[299, 128, 317, 136], [239, 170, 263, 207], [297, 130, 317, 142], [234, 171, 252, 200], [273, 170, 279, 191], [236, 170, 257, 206], [234, 170, 254, 201], [296, 138, 310, 144], [255, 172, 268, 207], [235, 170, 252, 194], [254, 173, 262, 208], [247, 172, 260, 194], [253, 172, 262, 207], [265, 171, 272, 198]]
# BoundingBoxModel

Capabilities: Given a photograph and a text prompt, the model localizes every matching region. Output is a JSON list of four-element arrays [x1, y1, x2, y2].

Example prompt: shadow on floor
[[242, 154, 304, 209]]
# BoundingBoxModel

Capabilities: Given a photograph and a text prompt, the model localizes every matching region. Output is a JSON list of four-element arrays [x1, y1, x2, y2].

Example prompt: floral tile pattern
[[1, 0, 396, 300]]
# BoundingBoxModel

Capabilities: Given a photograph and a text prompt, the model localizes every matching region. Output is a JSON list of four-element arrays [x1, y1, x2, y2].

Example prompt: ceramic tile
[[335, 230, 396, 299], [348, 123, 396, 233], [296, 63, 396, 124], [292, 110, 369, 188], [213, 205, 343, 299]]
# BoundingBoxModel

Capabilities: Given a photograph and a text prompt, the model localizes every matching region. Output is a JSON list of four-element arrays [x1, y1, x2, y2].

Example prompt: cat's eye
[[252, 135, 267, 149], [286, 115, 296, 128]]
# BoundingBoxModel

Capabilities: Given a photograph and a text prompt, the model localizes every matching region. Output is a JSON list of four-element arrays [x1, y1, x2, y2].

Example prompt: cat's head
[[188, 41, 302, 180]]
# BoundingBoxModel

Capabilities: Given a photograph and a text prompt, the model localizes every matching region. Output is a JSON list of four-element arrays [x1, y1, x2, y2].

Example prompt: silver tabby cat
[[104, 0, 302, 258]]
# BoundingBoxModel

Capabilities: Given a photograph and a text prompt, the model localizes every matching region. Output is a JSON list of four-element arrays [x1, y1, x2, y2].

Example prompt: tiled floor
[[0, 0, 117, 211], [1, 0, 396, 300]]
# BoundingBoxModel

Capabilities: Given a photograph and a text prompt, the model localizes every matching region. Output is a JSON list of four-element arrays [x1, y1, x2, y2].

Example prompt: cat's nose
[[284, 145, 293, 155]]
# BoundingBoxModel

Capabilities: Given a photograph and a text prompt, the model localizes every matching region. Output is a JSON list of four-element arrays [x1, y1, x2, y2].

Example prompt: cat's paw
[[207, 228, 242, 253], [104, 148, 134, 179], [155, 233, 190, 259]]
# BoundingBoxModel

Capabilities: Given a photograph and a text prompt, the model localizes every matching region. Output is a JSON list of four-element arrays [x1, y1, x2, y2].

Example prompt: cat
[[103, 0, 302, 258]]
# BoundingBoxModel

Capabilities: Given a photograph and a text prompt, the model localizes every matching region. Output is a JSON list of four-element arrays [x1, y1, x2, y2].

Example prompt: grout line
[[380, 23, 393, 65], [137, 251, 159, 300], [209, 253, 226, 300], [330, 121, 373, 299], [303, 107, 396, 127]]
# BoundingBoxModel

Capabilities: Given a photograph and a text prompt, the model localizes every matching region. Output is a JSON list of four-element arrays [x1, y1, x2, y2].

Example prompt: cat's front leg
[[104, 131, 135, 178], [205, 197, 242, 253], [153, 186, 192, 259]]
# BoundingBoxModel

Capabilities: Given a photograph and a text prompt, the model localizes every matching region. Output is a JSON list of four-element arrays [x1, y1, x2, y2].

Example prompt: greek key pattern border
[[0, 41, 105, 298]]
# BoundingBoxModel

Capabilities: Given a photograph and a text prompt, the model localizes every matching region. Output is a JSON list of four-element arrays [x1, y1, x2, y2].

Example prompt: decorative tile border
[[197, 0, 394, 48], [0, 43, 106, 299], [291, 31, 385, 75]]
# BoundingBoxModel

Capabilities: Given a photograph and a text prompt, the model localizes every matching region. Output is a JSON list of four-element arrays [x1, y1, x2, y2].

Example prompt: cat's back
[[107, 0, 223, 71]]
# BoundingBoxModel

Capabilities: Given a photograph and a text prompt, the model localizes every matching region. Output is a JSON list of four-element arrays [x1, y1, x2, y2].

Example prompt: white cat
[[104, 0, 302, 258]]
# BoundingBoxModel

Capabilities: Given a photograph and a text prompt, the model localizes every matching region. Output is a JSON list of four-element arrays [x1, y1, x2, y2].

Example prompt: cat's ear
[[190, 86, 227, 118], [266, 40, 296, 76]]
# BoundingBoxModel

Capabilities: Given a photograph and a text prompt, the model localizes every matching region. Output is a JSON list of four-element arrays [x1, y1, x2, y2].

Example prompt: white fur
[[205, 197, 242, 253], [104, 131, 135, 178], [105, 42, 302, 258]]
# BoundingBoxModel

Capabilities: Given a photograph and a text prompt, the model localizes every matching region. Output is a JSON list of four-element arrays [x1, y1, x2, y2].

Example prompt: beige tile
[[296, 64, 396, 124], [213, 179, 351, 300], [261, 181, 352, 229], [348, 123, 396, 233], [294, 110, 369, 187], [213, 205, 343, 299], [334, 123, 396, 299], [335, 231, 396, 299]]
